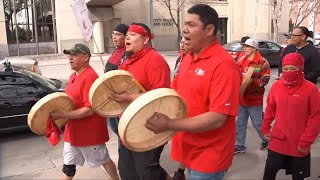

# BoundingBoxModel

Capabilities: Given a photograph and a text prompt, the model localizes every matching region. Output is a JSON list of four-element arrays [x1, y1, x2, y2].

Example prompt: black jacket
[[279, 44, 320, 84]]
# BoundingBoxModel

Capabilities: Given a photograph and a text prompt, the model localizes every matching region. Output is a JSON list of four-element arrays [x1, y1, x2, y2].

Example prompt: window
[[3, 0, 54, 44], [0, 74, 33, 85], [258, 42, 268, 49], [0, 74, 42, 97], [267, 42, 281, 51]]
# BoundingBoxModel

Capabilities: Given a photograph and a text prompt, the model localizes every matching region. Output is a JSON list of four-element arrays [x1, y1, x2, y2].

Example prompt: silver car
[[0, 57, 42, 75]]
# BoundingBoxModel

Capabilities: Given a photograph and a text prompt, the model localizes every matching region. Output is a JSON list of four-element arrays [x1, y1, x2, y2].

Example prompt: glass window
[[223, 42, 242, 51], [267, 42, 281, 51], [0, 85, 18, 98], [3, 0, 54, 44], [258, 42, 268, 49], [0, 74, 33, 85]]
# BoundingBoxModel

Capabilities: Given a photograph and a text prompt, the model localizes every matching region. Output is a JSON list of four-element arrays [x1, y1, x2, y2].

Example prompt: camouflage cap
[[63, 44, 91, 56]]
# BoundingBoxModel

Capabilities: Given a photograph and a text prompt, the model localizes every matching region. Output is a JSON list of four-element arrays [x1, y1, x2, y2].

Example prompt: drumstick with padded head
[[132, 78, 146, 93], [240, 66, 255, 96]]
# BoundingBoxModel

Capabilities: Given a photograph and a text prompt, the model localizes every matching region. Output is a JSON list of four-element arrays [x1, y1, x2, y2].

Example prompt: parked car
[[223, 40, 283, 67], [0, 57, 42, 75], [314, 32, 320, 46], [0, 63, 63, 133]]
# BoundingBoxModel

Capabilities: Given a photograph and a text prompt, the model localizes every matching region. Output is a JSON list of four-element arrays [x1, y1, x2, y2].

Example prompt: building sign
[[153, 19, 174, 27], [71, 0, 93, 42]]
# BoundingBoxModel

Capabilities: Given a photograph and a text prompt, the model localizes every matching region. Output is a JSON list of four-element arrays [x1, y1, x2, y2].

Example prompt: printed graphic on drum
[[89, 70, 144, 117], [118, 88, 187, 152], [28, 92, 74, 135]]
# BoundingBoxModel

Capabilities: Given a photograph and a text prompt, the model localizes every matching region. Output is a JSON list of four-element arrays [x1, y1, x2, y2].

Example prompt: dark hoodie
[[279, 44, 320, 84]]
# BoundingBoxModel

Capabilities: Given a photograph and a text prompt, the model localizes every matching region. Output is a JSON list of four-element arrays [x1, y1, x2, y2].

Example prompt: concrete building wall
[[1, 0, 295, 56], [113, 0, 179, 51], [55, 0, 88, 53]]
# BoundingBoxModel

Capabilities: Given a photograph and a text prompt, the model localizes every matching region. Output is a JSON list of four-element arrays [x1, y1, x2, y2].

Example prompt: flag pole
[[92, 36, 105, 67]]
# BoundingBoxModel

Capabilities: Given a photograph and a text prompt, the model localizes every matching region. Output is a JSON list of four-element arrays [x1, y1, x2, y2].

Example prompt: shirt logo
[[195, 68, 205, 76], [225, 103, 231, 106]]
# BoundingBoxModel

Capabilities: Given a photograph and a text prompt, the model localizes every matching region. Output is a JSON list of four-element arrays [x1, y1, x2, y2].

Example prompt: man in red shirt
[[104, 24, 129, 148], [111, 23, 171, 180], [145, 4, 240, 180], [235, 36, 250, 61], [50, 44, 119, 180], [235, 39, 270, 154]]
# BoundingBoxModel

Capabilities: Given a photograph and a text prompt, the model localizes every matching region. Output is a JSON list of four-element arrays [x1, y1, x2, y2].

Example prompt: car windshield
[[21, 69, 57, 90], [223, 42, 243, 51]]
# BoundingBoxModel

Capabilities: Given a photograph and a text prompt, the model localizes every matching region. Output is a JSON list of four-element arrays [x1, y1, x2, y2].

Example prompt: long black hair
[[296, 26, 312, 40]]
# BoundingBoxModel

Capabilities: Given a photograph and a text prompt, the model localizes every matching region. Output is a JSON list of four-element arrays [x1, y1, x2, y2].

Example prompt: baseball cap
[[114, 24, 129, 35], [63, 44, 91, 56], [242, 39, 259, 49]]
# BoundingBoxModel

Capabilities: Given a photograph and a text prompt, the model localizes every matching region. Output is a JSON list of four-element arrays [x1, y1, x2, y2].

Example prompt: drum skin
[[89, 70, 142, 117], [28, 92, 74, 135], [118, 88, 187, 152]]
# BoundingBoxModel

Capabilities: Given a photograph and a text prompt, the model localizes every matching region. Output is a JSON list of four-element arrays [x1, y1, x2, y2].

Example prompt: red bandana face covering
[[283, 70, 304, 88], [282, 53, 305, 88]]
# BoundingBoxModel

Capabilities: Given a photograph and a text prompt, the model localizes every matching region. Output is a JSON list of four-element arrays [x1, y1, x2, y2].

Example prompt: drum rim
[[89, 70, 138, 117], [118, 88, 187, 152], [27, 92, 74, 135]]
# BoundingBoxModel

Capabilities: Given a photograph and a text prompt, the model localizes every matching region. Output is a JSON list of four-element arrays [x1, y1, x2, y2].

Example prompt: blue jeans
[[236, 105, 267, 151], [107, 117, 121, 151], [186, 169, 227, 180], [108, 117, 119, 137]]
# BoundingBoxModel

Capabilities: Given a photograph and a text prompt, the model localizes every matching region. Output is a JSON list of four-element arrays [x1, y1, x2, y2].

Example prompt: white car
[[0, 57, 42, 75]]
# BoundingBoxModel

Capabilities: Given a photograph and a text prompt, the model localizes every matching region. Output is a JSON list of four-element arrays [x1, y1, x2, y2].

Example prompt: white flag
[[71, 0, 93, 42]]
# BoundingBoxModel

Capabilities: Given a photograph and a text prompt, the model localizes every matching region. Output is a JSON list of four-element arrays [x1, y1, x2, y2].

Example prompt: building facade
[[0, 0, 291, 57]]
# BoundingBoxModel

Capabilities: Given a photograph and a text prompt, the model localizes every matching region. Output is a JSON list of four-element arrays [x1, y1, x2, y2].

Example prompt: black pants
[[118, 145, 167, 180], [263, 149, 310, 180]]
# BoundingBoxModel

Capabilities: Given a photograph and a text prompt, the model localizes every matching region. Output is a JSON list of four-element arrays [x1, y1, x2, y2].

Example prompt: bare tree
[[154, 0, 190, 43], [289, 0, 320, 27], [259, 0, 285, 42]]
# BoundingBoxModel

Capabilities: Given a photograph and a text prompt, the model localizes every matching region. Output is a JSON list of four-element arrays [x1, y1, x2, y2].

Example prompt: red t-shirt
[[120, 49, 171, 90], [64, 66, 109, 146], [171, 41, 241, 173]]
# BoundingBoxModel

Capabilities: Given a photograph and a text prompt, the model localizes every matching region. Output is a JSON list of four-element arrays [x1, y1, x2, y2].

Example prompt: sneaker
[[172, 171, 186, 180], [260, 141, 269, 151], [234, 148, 246, 154]]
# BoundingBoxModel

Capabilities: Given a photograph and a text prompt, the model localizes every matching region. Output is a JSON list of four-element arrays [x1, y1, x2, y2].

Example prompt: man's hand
[[111, 92, 133, 103], [264, 134, 270, 141], [50, 111, 67, 121], [145, 112, 171, 134], [298, 147, 308, 154]]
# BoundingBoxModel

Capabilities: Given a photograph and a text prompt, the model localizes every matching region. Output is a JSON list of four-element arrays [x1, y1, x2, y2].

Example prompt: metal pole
[[39, 0, 44, 41], [254, 0, 257, 38], [50, 0, 57, 53], [150, 0, 153, 33], [12, 0, 20, 56], [32, 0, 39, 55]]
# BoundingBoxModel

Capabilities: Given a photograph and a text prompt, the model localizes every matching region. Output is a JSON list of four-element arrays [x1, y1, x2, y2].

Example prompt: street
[[0, 53, 320, 180]]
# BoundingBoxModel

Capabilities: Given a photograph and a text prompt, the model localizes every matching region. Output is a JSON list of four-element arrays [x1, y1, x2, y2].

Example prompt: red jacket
[[238, 52, 270, 106], [261, 79, 320, 157]]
